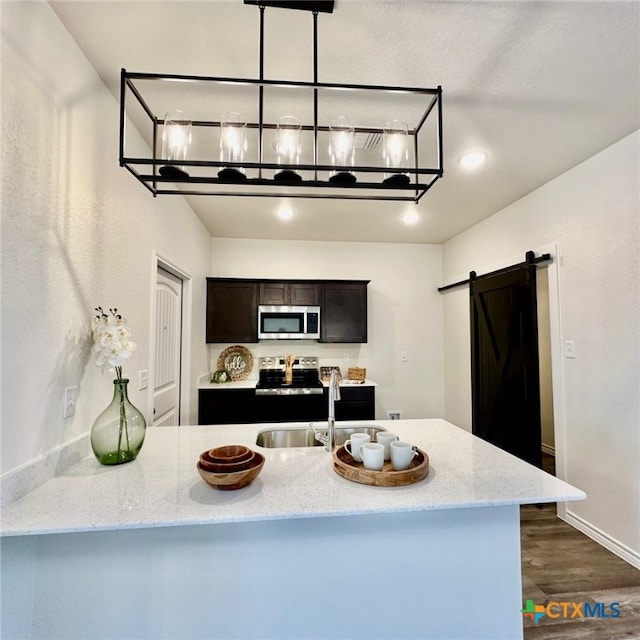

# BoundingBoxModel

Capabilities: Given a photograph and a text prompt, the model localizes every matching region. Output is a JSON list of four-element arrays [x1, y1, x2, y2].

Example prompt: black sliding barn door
[[470, 260, 542, 468]]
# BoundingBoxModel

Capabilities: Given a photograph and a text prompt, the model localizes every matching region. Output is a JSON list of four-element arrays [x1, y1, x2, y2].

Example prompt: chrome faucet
[[325, 369, 341, 451], [313, 369, 341, 451]]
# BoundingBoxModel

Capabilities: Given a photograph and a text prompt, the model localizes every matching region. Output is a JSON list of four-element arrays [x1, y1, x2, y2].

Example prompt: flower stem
[[116, 381, 131, 462]]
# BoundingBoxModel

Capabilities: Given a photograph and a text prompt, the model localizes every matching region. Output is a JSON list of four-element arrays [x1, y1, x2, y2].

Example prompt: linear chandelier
[[119, 0, 443, 203]]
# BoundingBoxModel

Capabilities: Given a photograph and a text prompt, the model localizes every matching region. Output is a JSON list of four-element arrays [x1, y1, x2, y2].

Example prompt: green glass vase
[[91, 379, 146, 465]]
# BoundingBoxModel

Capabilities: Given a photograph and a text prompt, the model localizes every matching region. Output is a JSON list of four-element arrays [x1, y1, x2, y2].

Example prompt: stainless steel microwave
[[258, 305, 320, 340]]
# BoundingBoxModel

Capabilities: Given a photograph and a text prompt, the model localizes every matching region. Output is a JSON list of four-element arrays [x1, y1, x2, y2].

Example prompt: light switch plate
[[563, 340, 576, 359], [63, 386, 78, 419], [139, 369, 149, 390]]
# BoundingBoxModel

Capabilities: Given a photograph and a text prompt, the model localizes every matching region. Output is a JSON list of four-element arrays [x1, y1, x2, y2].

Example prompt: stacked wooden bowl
[[197, 445, 264, 490]]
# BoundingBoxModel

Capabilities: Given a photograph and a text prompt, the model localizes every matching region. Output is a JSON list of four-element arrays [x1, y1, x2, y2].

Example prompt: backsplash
[[207, 342, 365, 382]]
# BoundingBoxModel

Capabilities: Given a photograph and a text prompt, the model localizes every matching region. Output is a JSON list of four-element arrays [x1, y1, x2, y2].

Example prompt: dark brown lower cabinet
[[198, 388, 257, 425], [198, 386, 375, 425], [328, 385, 376, 421], [254, 393, 327, 423]]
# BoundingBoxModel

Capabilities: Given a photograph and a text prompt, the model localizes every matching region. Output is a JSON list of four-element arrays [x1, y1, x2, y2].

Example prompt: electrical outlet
[[401, 350, 408, 363], [388, 410, 401, 420], [63, 386, 78, 419]]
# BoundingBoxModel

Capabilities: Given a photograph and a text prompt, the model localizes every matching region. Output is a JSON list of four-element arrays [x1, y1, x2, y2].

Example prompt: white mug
[[359, 442, 384, 471], [344, 433, 370, 462], [376, 432, 399, 460], [390, 441, 418, 471]]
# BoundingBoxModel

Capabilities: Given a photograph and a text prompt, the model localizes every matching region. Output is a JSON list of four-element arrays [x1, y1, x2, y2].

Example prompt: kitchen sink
[[255, 425, 387, 448]]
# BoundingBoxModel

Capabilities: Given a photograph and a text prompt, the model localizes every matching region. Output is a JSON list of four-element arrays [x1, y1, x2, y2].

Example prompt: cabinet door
[[198, 389, 257, 424], [259, 282, 288, 305], [324, 386, 375, 421], [320, 282, 368, 343], [289, 283, 319, 306], [206, 280, 258, 343], [254, 394, 326, 423], [259, 282, 319, 306]]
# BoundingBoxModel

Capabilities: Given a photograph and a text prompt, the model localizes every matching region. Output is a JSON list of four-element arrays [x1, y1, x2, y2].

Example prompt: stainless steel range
[[255, 356, 323, 395]]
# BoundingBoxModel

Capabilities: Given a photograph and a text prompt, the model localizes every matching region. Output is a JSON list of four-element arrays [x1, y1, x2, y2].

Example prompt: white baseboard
[[0, 433, 90, 508], [562, 509, 640, 570], [541, 443, 555, 456]]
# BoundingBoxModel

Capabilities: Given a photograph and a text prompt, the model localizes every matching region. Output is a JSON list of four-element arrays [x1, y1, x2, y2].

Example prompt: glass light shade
[[274, 115, 302, 183], [276, 116, 301, 165], [220, 112, 247, 163], [160, 109, 191, 178], [328, 115, 356, 184], [219, 112, 247, 181], [383, 119, 409, 183]]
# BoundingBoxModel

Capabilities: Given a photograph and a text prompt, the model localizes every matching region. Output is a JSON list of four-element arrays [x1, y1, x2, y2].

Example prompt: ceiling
[[49, 0, 639, 244]]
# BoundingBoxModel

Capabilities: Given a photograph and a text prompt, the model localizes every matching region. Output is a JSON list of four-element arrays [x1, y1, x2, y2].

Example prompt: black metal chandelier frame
[[119, 2, 443, 203]]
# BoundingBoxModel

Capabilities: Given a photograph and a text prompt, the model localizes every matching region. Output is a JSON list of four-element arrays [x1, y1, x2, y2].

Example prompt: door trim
[[542, 242, 567, 518], [149, 252, 193, 426]]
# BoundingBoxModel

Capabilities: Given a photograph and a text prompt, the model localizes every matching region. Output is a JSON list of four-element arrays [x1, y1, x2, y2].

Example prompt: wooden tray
[[332, 445, 429, 487]]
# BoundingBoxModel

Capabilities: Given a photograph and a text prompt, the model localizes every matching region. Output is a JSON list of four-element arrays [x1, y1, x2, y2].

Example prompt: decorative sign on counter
[[217, 345, 253, 381]]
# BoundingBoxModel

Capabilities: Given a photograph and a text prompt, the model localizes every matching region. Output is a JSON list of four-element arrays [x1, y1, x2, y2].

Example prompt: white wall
[[442, 131, 640, 566], [210, 238, 445, 420], [0, 2, 212, 475]]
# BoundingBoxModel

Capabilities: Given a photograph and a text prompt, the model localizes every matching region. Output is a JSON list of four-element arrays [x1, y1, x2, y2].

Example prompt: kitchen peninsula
[[1, 418, 584, 640]]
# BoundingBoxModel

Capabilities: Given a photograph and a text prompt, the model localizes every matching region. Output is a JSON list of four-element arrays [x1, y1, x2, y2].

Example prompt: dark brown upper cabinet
[[259, 282, 319, 306], [206, 279, 258, 343], [320, 281, 369, 343], [206, 278, 368, 344]]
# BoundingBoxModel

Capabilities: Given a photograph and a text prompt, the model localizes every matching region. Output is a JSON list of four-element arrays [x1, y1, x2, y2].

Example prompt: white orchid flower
[[92, 307, 137, 379]]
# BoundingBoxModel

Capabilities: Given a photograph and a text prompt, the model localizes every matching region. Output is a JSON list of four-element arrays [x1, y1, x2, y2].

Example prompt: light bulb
[[276, 207, 294, 221], [459, 151, 487, 170], [401, 210, 420, 225]]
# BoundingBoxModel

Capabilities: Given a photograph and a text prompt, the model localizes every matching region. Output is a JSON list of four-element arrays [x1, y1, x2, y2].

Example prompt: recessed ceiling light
[[401, 210, 420, 225], [276, 207, 294, 221], [458, 150, 487, 170]]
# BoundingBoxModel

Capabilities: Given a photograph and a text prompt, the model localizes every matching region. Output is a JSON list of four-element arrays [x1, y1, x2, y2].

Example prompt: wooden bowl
[[198, 453, 256, 473], [197, 452, 265, 490], [201, 445, 253, 465]]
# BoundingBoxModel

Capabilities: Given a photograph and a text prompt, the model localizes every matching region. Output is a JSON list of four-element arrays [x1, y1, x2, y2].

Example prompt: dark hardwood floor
[[520, 454, 640, 639]]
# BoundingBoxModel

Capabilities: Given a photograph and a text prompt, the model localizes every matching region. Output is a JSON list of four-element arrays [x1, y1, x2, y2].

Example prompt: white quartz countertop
[[198, 379, 258, 389], [0, 419, 584, 537], [198, 379, 377, 389]]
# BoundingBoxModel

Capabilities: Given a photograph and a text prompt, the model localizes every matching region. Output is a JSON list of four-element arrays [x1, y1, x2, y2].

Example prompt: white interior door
[[153, 267, 183, 426]]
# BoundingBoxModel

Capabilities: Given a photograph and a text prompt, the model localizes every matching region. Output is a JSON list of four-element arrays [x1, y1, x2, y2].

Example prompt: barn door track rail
[[437, 251, 553, 293]]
